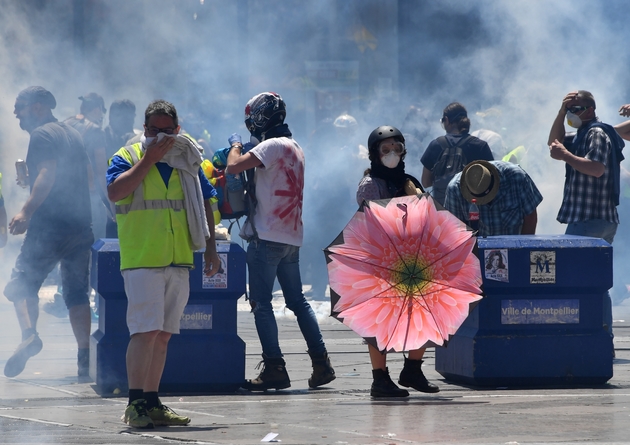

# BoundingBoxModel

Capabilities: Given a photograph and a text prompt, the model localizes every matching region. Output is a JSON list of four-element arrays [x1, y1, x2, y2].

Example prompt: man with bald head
[[3, 86, 93, 380]]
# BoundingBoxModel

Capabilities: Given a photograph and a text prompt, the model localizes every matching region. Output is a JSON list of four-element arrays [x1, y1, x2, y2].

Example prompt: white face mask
[[566, 111, 582, 129], [381, 152, 401, 169], [143, 136, 156, 147], [250, 134, 261, 146]]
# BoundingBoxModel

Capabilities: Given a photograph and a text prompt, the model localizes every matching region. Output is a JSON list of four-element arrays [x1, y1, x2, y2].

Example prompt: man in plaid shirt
[[548, 90, 625, 336], [444, 160, 542, 236], [548, 90, 624, 241]]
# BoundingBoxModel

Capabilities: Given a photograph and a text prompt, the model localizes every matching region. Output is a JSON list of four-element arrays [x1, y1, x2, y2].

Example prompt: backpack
[[431, 135, 471, 205], [203, 151, 249, 221]]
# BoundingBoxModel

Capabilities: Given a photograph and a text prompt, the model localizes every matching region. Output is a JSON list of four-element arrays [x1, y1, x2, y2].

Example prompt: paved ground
[[1, 289, 630, 444]]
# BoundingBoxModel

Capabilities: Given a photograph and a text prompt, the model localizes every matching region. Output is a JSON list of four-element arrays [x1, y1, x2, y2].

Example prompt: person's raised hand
[[144, 134, 176, 165], [561, 91, 579, 113]]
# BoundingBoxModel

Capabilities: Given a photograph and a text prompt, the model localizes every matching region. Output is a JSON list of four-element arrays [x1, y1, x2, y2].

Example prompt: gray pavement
[[1, 291, 630, 444]]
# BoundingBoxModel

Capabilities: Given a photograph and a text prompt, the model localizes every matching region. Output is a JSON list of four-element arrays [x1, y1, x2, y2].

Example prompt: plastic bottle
[[468, 198, 479, 233]]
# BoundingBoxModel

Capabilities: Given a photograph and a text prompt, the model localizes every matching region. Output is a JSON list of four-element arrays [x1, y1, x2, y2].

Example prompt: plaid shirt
[[557, 119, 619, 224], [444, 161, 543, 236]]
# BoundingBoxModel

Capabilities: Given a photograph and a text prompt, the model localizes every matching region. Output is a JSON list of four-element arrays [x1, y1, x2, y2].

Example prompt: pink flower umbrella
[[325, 194, 482, 353]]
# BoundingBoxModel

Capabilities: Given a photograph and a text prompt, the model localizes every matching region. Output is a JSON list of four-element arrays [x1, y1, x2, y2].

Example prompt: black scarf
[[369, 161, 411, 197], [264, 123, 292, 140]]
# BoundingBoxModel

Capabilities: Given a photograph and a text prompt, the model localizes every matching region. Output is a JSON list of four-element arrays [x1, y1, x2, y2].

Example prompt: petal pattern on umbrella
[[326, 194, 482, 352]]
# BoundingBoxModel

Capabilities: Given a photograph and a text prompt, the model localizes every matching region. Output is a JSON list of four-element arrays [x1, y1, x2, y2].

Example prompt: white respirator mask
[[381, 152, 401, 169], [566, 111, 583, 129]]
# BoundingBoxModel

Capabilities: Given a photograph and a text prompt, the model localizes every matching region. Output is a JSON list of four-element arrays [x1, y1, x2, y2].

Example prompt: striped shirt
[[444, 161, 543, 236], [557, 120, 618, 224]]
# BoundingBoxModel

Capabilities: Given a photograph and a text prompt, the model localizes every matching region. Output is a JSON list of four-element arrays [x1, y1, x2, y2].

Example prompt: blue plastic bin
[[435, 235, 613, 387], [89, 239, 246, 393]]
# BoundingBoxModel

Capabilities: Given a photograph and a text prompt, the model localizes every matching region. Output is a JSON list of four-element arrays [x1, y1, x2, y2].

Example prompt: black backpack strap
[[243, 167, 259, 240], [455, 134, 472, 148], [436, 136, 450, 152]]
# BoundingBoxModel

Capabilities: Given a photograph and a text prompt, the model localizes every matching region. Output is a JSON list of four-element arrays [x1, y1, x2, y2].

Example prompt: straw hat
[[459, 160, 501, 205]]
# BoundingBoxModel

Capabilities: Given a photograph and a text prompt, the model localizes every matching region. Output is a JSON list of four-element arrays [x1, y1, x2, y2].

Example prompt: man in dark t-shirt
[[421, 102, 494, 205], [65, 93, 111, 240], [3, 86, 94, 381]]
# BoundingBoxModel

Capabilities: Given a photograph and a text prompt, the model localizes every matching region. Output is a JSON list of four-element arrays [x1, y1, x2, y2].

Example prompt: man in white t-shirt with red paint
[[227, 92, 335, 391]]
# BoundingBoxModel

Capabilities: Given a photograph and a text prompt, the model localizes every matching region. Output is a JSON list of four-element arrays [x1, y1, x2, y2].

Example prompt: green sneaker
[[147, 404, 191, 426], [122, 399, 154, 429]]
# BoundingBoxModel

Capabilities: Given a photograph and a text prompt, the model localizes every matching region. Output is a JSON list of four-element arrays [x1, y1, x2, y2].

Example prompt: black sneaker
[[242, 356, 291, 391], [4, 333, 43, 378]]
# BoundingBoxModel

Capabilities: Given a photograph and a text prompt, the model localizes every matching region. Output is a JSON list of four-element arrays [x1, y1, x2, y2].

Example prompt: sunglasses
[[567, 106, 589, 114]]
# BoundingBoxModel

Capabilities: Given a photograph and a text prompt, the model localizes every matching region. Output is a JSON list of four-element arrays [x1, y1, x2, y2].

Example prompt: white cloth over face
[[159, 133, 209, 250]]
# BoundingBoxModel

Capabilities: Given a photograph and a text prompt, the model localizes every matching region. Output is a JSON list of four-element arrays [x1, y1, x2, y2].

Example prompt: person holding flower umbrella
[[352, 126, 440, 398]]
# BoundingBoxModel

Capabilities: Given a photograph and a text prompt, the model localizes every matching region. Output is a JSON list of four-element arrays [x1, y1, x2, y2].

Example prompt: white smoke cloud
[[1, 0, 630, 307]]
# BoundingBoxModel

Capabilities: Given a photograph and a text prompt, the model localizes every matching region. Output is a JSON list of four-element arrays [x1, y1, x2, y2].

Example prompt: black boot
[[371, 368, 409, 397], [242, 356, 291, 391], [398, 357, 440, 393], [308, 351, 336, 388]]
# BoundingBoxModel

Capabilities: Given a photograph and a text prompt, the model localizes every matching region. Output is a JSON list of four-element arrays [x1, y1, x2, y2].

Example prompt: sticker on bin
[[180, 304, 213, 329], [203, 253, 228, 288], [216, 241, 231, 252], [530, 251, 556, 284], [501, 299, 579, 324], [484, 249, 508, 282]]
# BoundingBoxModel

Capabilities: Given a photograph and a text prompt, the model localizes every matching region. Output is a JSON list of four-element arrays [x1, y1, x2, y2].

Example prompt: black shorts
[[4, 227, 94, 308]]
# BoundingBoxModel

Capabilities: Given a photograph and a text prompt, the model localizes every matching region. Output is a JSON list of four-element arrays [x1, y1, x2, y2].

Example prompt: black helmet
[[244, 92, 286, 140], [367, 125, 405, 152]]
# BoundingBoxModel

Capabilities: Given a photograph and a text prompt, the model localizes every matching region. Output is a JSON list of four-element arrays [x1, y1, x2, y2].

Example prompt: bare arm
[[226, 144, 262, 175], [615, 105, 630, 141], [521, 209, 537, 235], [9, 160, 57, 235], [549, 139, 605, 177], [203, 199, 221, 277], [615, 120, 630, 141], [421, 166, 433, 188], [548, 91, 578, 145], [107, 137, 175, 202]]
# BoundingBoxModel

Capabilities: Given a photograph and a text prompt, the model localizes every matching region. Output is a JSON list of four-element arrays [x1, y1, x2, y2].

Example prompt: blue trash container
[[89, 239, 246, 394], [435, 235, 613, 387]]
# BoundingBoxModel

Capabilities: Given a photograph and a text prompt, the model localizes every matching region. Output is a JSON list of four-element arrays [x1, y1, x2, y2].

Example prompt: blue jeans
[[247, 239, 326, 359], [565, 219, 617, 244], [565, 219, 617, 335]]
